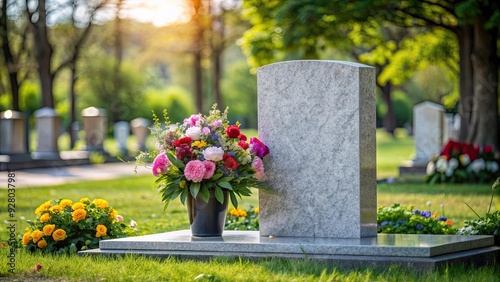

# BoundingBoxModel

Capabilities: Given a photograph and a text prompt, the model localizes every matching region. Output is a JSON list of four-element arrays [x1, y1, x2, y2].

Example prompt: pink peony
[[252, 156, 265, 180], [202, 160, 216, 179], [184, 114, 205, 127], [152, 153, 170, 177], [184, 160, 206, 182], [210, 120, 222, 128], [202, 127, 211, 135]]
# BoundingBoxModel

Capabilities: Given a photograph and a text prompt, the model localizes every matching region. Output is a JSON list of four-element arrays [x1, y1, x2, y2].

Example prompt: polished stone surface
[[80, 230, 500, 271], [257, 60, 377, 238], [413, 101, 445, 165]]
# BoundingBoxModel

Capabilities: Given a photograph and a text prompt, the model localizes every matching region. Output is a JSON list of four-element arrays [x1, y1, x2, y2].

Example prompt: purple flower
[[413, 209, 420, 215], [416, 224, 423, 231], [439, 217, 447, 221], [249, 137, 269, 158], [420, 211, 432, 218]]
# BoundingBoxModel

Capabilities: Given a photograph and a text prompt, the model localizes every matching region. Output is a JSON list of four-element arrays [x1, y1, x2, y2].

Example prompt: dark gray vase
[[187, 190, 228, 237]]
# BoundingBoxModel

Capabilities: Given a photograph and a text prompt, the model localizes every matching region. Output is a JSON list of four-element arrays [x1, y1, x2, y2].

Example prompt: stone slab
[[257, 60, 377, 239], [80, 230, 499, 271]]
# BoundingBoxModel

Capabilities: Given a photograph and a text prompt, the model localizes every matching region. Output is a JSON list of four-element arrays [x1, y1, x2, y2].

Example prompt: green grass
[[376, 128, 415, 179], [1, 176, 499, 281]]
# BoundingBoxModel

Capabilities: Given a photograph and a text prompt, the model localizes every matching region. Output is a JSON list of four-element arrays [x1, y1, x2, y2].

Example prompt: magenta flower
[[202, 127, 211, 135], [210, 119, 222, 128], [184, 114, 205, 127], [249, 138, 270, 158], [184, 160, 206, 182], [152, 153, 170, 177], [251, 157, 265, 180], [176, 144, 193, 160], [202, 160, 216, 179]]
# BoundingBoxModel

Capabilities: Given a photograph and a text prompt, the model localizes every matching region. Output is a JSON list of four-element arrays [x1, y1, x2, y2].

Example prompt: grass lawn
[[2, 128, 499, 281]]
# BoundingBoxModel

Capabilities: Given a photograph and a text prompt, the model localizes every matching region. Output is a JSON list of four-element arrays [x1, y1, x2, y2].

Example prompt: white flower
[[459, 154, 471, 166], [445, 168, 454, 177], [130, 220, 137, 228], [426, 201, 431, 206], [469, 158, 486, 173], [435, 156, 449, 173], [486, 161, 499, 173], [426, 161, 435, 175], [202, 146, 224, 161], [185, 127, 202, 140], [448, 158, 459, 170]]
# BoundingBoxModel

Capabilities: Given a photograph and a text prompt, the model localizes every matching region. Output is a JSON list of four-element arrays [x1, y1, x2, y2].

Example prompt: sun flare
[[121, 0, 190, 26]]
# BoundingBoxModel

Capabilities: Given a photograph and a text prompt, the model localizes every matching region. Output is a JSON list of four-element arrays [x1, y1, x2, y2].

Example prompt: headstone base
[[79, 230, 499, 271], [398, 160, 428, 176]]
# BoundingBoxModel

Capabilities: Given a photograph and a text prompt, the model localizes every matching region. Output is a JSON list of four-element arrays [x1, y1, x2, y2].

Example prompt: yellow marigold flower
[[72, 209, 87, 222], [80, 197, 90, 203], [37, 239, 47, 249], [60, 199, 73, 208], [35, 201, 52, 215], [72, 202, 85, 210], [230, 208, 247, 217], [191, 140, 207, 148], [108, 209, 118, 219], [22, 231, 32, 245], [95, 224, 107, 238], [93, 199, 109, 209], [40, 213, 50, 223], [254, 207, 259, 214], [432, 212, 438, 219], [52, 229, 67, 241], [31, 230, 43, 243], [43, 224, 56, 236], [49, 205, 62, 213]]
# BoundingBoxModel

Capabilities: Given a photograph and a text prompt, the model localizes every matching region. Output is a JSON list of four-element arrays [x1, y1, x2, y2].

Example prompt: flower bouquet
[[136, 105, 269, 236], [22, 198, 133, 254], [426, 139, 500, 184]]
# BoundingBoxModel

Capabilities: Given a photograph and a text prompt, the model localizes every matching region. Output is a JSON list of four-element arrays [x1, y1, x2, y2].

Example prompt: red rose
[[173, 137, 192, 147], [463, 143, 479, 161], [238, 134, 247, 141], [225, 125, 240, 138], [222, 154, 231, 161], [484, 145, 493, 154], [441, 139, 459, 156], [238, 141, 249, 150], [224, 157, 239, 170]]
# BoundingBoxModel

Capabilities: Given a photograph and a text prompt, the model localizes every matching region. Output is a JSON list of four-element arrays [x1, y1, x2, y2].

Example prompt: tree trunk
[[69, 60, 77, 148], [30, 0, 54, 108], [456, 25, 474, 143], [1, 0, 20, 111], [212, 15, 223, 108], [469, 16, 499, 150], [192, 0, 203, 113], [112, 0, 124, 122], [380, 82, 396, 135]]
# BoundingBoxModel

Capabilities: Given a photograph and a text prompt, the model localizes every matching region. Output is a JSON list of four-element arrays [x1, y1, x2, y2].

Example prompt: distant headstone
[[82, 107, 107, 151], [131, 118, 150, 151], [32, 107, 61, 159], [0, 110, 27, 154], [443, 113, 459, 143], [258, 60, 377, 239], [412, 102, 444, 165], [114, 121, 130, 153], [71, 121, 80, 143]]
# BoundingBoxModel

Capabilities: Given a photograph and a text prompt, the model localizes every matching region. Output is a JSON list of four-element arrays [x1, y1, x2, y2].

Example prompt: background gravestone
[[131, 118, 150, 151], [114, 121, 130, 154], [82, 107, 107, 151], [33, 107, 61, 159], [258, 60, 377, 239], [0, 110, 27, 154], [412, 101, 444, 165]]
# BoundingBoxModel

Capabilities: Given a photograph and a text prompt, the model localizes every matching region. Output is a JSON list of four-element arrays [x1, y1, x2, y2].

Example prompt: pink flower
[[252, 157, 265, 180], [202, 127, 211, 135], [116, 215, 124, 223], [152, 153, 170, 177], [184, 114, 205, 127], [184, 160, 206, 182], [202, 160, 216, 179], [249, 137, 270, 158], [210, 120, 222, 128]]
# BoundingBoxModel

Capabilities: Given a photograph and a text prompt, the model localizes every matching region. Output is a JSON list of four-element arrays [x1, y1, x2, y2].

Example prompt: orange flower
[[49, 205, 62, 213], [80, 197, 90, 203], [37, 239, 47, 249], [72, 209, 87, 222], [446, 220, 453, 226], [108, 209, 118, 219], [35, 201, 52, 215], [60, 199, 73, 208], [22, 231, 32, 245], [40, 213, 50, 223], [432, 212, 438, 218], [72, 202, 85, 210], [95, 224, 107, 238], [93, 199, 109, 209], [31, 230, 43, 243], [52, 229, 67, 241], [43, 224, 56, 236]]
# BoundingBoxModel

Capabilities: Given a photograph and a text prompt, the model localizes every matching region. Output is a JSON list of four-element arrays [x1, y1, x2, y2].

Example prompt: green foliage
[[391, 91, 413, 127], [225, 206, 259, 231], [19, 81, 41, 113], [378, 203, 456, 235], [457, 210, 500, 237], [140, 86, 195, 123]]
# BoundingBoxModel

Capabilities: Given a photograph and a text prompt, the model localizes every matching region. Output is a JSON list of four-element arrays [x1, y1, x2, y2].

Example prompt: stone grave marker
[[412, 101, 444, 166], [0, 110, 27, 154], [82, 107, 107, 151], [114, 121, 130, 153], [258, 60, 377, 238], [131, 118, 150, 151], [32, 107, 61, 159]]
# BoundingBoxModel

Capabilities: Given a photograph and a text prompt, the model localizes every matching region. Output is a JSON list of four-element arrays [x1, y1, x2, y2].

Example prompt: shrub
[[23, 198, 135, 254], [377, 203, 456, 235]]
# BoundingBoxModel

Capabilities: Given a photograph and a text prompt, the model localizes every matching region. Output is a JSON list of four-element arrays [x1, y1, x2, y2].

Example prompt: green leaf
[[218, 181, 232, 190], [200, 186, 210, 203], [180, 189, 188, 205], [215, 187, 225, 204], [190, 182, 201, 198], [229, 191, 238, 208], [211, 173, 223, 180], [166, 152, 185, 169]]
